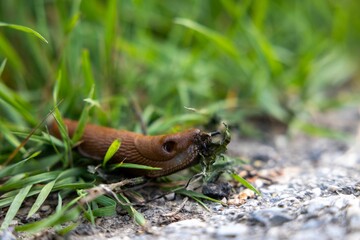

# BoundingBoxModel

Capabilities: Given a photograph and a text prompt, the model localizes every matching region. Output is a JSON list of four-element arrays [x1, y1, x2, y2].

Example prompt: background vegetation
[[1, 0, 360, 135], [0, 0, 360, 234]]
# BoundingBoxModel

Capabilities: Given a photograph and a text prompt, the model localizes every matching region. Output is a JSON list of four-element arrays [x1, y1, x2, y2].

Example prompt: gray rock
[[214, 224, 248, 238], [347, 198, 360, 232], [250, 208, 293, 227]]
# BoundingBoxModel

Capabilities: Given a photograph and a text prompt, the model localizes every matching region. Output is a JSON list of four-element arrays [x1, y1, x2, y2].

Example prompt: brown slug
[[49, 118, 212, 178]]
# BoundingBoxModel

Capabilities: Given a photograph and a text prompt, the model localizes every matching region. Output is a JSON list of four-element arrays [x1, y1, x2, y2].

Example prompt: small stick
[[162, 197, 189, 217], [162, 174, 203, 217], [78, 177, 145, 205]]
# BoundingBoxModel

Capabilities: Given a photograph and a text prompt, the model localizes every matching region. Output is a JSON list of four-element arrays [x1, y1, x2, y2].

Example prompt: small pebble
[[214, 224, 248, 237], [167, 219, 207, 229], [202, 182, 232, 199], [347, 199, 360, 231], [40, 205, 51, 212], [327, 185, 340, 192], [164, 193, 176, 201], [311, 188, 322, 197]]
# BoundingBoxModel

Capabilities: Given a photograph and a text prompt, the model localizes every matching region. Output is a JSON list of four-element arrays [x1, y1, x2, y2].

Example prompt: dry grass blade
[[78, 177, 145, 205]]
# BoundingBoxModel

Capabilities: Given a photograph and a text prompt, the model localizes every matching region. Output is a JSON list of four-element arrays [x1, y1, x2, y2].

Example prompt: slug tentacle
[[49, 118, 211, 177]]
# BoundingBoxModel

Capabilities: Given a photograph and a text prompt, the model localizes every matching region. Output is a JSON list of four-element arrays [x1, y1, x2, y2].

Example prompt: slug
[[49, 118, 212, 178]]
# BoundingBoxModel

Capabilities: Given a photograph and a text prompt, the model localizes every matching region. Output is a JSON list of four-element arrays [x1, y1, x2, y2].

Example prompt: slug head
[[132, 129, 212, 177]]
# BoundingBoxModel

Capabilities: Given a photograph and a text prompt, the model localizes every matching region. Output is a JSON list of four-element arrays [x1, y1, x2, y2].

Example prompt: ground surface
[[19, 107, 360, 239]]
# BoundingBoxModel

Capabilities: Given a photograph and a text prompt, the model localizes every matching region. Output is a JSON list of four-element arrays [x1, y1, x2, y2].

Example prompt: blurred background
[[0, 0, 360, 136]]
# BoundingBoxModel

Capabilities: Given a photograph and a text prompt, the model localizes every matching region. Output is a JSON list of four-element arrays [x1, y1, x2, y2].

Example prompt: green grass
[[0, 0, 360, 236]]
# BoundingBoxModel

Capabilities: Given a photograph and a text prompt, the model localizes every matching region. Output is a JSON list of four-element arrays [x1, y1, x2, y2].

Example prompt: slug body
[[49, 119, 211, 178]]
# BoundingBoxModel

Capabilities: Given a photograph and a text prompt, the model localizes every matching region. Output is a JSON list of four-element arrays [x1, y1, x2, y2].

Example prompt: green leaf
[[83, 98, 100, 108], [57, 222, 79, 236], [71, 84, 96, 144], [104, 0, 117, 61], [191, 196, 211, 211], [52, 107, 73, 167], [87, 196, 118, 218], [117, 193, 146, 226], [95, 195, 116, 206], [0, 197, 17, 208], [0, 58, 6, 76], [16, 194, 83, 232], [53, 182, 94, 191], [66, 12, 81, 34], [81, 49, 95, 94], [84, 202, 95, 225], [56, 193, 63, 213], [54, 182, 94, 191], [1, 184, 32, 230], [0, 154, 62, 179], [15, 207, 80, 233], [12, 131, 64, 146], [0, 171, 60, 192], [231, 173, 261, 195], [0, 82, 37, 125], [1, 173, 26, 187], [175, 189, 221, 203], [133, 210, 147, 226], [294, 121, 349, 140], [147, 112, 207, 135], [110, 162, 162, 171], [103, 139, 121, 167], [27, 151, 42, 159], [56, 167, 86, 180], [52, 70, 61, 104], [174, 18, 239, 59], [92, 205, 117, 217], [0, 151, 40, 178], [0, 121, 25, 155], [27, 180, 56, 218], [0, 22, 48, 43]]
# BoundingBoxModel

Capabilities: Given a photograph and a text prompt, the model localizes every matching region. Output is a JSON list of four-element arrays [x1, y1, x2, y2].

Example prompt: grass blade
[[103, 139, 121, 167], [0, 22, 48, 43], [174, 18, 239, 59], [92, 205, 116, 217], [57, 222, 79, 236], [110, 162, 161, 171], [175, 189, 221, 203], [27, 180, 56, 218], [15, 207, 80, 233], [84, 202, 95, 225], [1, 184, 32, 230], [0, 58, 6, 76], [0, 82, 36, 125], [231, 173, 261, 195], [51, 94, 72, 167], [192, 196, 211, 211], [0, 171, 60, 192], [71, 84, 96, 144], [0, 154, 62, 179], [81, 49, 95, 94], [56, 193, 63, 213], [83, 195, 117, 218], [0, 151, 41, 178], [117, 193, 146, 226]]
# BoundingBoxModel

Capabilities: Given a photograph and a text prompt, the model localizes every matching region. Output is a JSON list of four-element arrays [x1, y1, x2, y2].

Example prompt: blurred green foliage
[[1, 0, 360, 133]]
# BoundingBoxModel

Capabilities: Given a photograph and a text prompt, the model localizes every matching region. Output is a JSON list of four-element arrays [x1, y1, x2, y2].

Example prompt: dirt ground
[[9, 107, 360, 239]]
